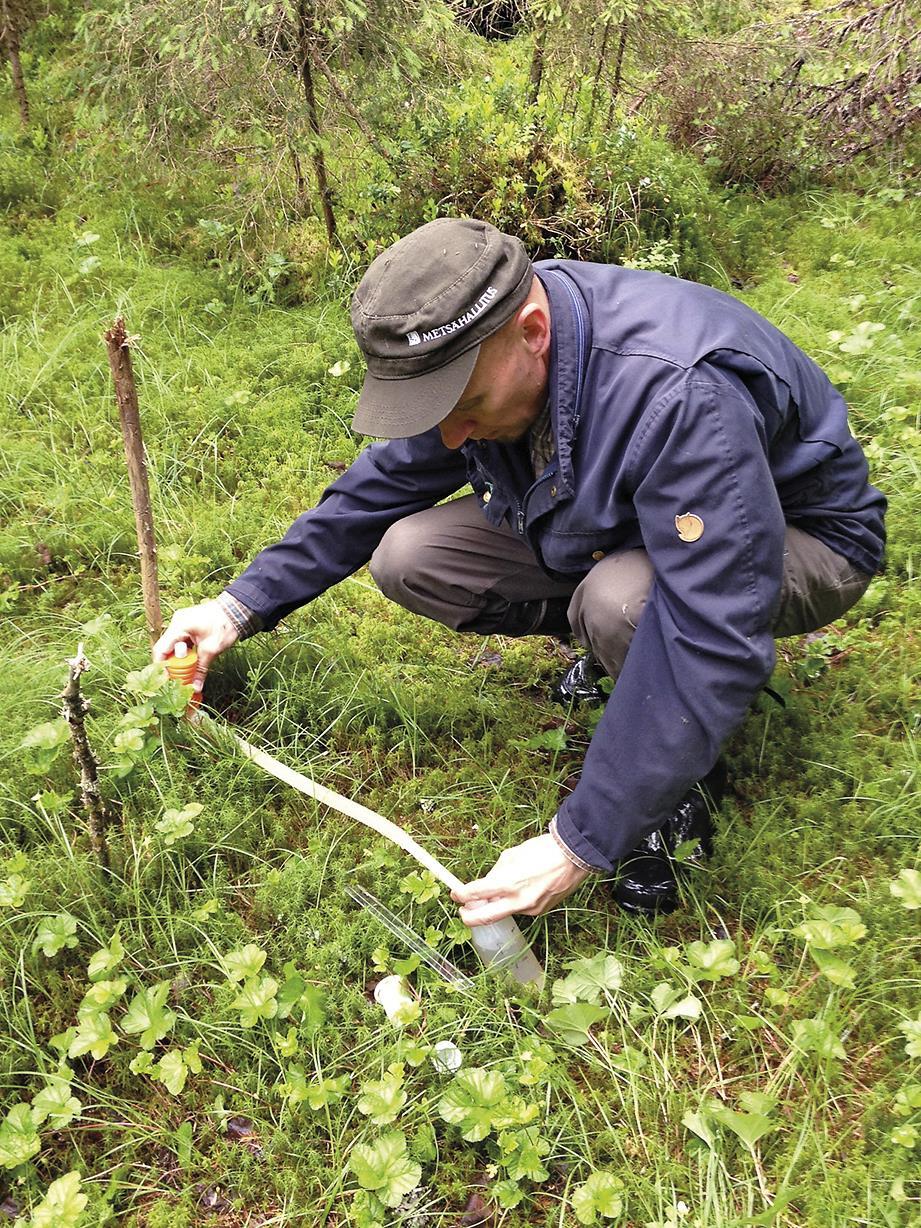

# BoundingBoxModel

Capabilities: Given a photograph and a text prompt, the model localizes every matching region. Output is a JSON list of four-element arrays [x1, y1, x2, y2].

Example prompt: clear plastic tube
[[467, 916, 545, 988]]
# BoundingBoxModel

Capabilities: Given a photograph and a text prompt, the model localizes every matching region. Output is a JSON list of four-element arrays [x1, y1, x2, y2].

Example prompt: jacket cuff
[[217, 591, 263, 641], [551, 810, 614, 874], [549, 815, 606, 874]]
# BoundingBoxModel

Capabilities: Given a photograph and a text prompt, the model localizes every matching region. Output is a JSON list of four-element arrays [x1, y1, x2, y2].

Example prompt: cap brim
[[351, 344, 480, 439]]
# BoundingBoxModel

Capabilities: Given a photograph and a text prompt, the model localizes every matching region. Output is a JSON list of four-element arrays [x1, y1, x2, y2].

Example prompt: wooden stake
[[61, 645, 109, 869], [105, 317, 163, 644]]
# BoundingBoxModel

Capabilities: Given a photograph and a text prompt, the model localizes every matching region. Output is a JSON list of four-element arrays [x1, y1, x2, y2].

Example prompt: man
[[154, 217, 886, 929]]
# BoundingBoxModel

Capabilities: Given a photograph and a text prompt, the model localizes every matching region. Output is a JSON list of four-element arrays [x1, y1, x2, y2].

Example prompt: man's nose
[[439, 416, 475, 449]]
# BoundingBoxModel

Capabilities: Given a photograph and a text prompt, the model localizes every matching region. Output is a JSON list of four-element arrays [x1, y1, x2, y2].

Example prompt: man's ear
[[517, 301, 551, 356]]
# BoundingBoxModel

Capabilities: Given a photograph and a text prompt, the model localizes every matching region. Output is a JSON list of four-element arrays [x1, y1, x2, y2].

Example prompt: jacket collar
[[534, 264, 591, 495]]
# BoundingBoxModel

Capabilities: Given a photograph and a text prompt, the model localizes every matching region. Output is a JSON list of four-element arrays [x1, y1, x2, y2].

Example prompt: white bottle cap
[[174, 641, 188, 658], [431, 1040, 463, 1073], [373, 975, 415, 1025]]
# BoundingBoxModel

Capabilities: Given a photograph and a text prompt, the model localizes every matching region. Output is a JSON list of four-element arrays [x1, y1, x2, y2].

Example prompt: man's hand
[[152, 600, 240, 697], [450, 833, 591, 927]]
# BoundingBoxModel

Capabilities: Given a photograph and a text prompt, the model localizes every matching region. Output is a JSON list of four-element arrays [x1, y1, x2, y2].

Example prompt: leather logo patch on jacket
[[675, 512, 705, 542]]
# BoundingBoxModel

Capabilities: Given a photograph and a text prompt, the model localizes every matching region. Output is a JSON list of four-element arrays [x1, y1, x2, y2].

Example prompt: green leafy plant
[[348, 1130, 422, 1211], [15, 1170, 87, 1227], [122, 981, 177, 1049], [155, 802, 203, 845], [551, 952, 624, 1005], [32, 913, 79, 959], [572, 1170, 626, 1223], [357, 1064, 407, 1126]]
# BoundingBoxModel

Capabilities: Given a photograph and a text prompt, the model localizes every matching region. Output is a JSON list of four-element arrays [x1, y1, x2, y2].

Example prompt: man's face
[[437, 305, 550, 450]]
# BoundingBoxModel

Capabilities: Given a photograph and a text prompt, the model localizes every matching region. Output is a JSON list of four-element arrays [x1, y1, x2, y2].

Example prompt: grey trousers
[[369, 494, 873, 679]]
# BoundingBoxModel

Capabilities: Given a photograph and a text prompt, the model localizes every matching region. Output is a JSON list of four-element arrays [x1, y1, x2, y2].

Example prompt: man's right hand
[[152, 600, 240, 697]]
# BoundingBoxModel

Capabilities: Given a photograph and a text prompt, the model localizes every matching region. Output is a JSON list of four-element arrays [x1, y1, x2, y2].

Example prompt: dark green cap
[[350, 217, 533, 438]]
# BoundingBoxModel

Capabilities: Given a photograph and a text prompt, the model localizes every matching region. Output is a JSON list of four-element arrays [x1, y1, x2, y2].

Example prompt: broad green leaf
[[899, 1015, 921, 1058], [155, 1052, 187, 1095], [357, 1072, 407, 1126], [893, 1084, 921, 1117], [544, 1002, 609, 1046], [399, 869, 440, 904], [571, 1171, 626, 1223], [306, 1074, 350, 1111], [154, 1046, 201, 1096], [651, 982, 702, 1021], [551, 953, 623, 1005], [0, 1103, 41, 1168], [32, 913, 79, 959], [0, 874, 30, 909], [124, 661, 170, 698], [155, 803, 202, 845], [277, 1026, 298, 1058], [129, 1051, 155, 1076], [685, 939, 739, 981], [87, 929, 124, 980], [792, 1016, 846, 1061], [348, 1131, 422, 1208], [681, 1108, 715, 1148], [705, 1099, 777, 1149], [890, 1123, 918, 1148], [522, 726, 568, 751], [78, 977, 127, 1017], [122, 981, 176, 1049], [890, 868, 921, 910], [492, 1178, 526, 1209], [794, 905, 866, 950], [221, 943, 267, 983], [438, 1068, 510, 1141], [21, 719, 69, 752], [232, 975, 278, 1027], [499, 1127, 550, 1183], [29, 1170, 88, 1228], [808, 946, 856, 988], [738, 1090, 779, 1117], [31, 1071, 82, 1128], [190, 898, 220, 922], [68, 1011, 118, 1060]]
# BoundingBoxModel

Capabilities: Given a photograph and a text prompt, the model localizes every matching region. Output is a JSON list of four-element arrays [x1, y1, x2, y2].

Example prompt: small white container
[[468, 916, 545, 988], [373, 975, 415, 1025], [430, 1040, 463, 1074]]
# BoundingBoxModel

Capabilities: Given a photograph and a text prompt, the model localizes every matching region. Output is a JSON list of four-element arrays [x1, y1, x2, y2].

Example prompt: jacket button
[[482, 490, 491, 504], [592, 550, 605, 561], [550, 485, 557, 497]]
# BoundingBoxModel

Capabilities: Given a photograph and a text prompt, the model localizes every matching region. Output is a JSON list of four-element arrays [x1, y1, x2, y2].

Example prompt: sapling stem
[[61, 644, 109, 869], [104, 316, 163, 645]]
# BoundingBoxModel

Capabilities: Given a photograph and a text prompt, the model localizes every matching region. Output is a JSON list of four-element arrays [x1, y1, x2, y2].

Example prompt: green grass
[[0, 121, 919, 1226]]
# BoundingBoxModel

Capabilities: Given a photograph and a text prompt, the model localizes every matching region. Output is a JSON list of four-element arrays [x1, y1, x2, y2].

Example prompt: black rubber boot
[[551, 651, 606, 707], [463, 596, 572, 638], [613, 759, 728, 916]]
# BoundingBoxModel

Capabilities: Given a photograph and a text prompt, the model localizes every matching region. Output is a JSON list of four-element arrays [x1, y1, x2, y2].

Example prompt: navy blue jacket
[[227, 261, 886, 870]]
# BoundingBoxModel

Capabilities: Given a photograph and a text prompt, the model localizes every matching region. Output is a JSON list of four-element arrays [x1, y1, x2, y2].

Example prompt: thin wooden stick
[[192, 714, 463, 892], [61, 644, 109, 869], [104, 317, 163, 644]]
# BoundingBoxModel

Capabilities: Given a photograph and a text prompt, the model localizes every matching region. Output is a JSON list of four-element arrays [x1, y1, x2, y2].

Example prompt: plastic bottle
[[164, 640, 200, 708], [468, 916, 545, 988]]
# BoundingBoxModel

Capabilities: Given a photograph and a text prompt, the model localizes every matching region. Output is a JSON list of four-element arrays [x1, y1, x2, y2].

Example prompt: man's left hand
[[450, 833, 591, 926]]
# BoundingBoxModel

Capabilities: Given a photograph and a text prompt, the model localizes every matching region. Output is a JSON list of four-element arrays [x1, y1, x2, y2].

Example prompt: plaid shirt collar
[[528, 399, 554, 477]]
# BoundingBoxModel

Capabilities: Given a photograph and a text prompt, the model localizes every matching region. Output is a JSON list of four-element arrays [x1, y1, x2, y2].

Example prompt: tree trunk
[[606, 20, 629, 125], [527, 19, 547, 109], [585, 15, 613, 136], [296, 2, 337, 246], [2, 10, 29, 127], [104, 318, 163, 645], [61, 647, 109, 869]]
